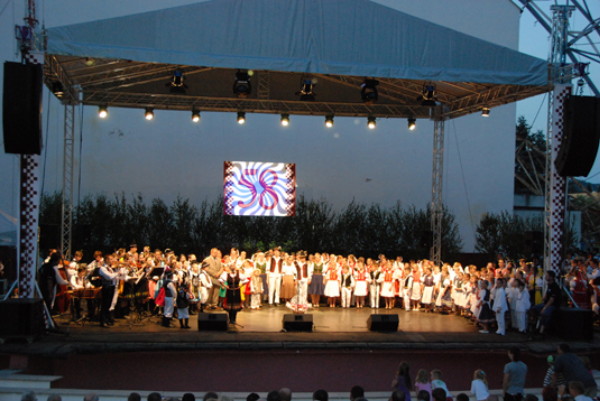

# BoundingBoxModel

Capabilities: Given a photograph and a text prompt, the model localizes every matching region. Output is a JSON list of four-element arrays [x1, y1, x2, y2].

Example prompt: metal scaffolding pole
[[60, 103, 75, 259], [430, 118, 445, 265]]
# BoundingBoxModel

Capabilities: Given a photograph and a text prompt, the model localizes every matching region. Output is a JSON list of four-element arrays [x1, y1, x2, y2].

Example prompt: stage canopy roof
[[44, 0, 551, 120]]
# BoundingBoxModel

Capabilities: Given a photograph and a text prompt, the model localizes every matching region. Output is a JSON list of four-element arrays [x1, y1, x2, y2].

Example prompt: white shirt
[[470, 379, 489, 401]]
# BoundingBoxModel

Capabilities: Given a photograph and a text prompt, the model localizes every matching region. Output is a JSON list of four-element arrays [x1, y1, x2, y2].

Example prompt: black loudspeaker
[[368, 314, 399, 332], [0, 299, 45, 339], [554, 307, 593, 341], [3, 61, 43, 155], [555, 95, 600, 177], [197, 312, 229, 331], [283, 314, 313, 332]]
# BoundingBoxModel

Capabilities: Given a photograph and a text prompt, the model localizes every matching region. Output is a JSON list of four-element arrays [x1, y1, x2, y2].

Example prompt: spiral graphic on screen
[[224, 161, 296, 216]]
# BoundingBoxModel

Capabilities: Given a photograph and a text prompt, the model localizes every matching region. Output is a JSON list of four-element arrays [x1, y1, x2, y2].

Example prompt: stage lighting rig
[[280, 113, 290, 126], [168, 69, 187, 93], [237, 111, 246, 124], [297, 78, 316, 101], [192, 109, 201, 123], [145, 107, 154, 120], [325, 114, 334, 128], [481, 107, 490, 117], [98, 105, 108, 119], [419, 84, 437, 107], [233, 70, 252, 97], [51, 81, 64, 99], [367, 116, 376, 130], [407, 118, 416, 131], [361, 79, 379, 104]]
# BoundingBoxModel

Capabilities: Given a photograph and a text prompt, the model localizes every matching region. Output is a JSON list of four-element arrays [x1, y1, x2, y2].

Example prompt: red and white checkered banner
[[547, 84, 571, 274]]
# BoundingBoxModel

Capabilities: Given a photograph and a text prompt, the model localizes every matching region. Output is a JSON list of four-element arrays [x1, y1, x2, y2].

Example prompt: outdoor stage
[[0, 306, 599, 394]]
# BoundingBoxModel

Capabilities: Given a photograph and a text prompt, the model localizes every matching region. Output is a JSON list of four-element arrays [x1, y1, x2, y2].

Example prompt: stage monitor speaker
[[197, 312, 229, 331], [555, 95, 600, 177], [0, 299, 45, 339], [554, 307, 593, 341], [368, 314, 399, 332], [283, 314, 313, 332], [3, 61, 43, 155]]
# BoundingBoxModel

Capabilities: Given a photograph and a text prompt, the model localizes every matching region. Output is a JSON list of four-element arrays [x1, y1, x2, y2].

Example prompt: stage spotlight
[[367, 116, 376, 130], [168, 69, 187, 93], [98, 105, 108, 119], [420, 84, 437, 107], [233, 70, 252, 97], [361, 79, 379, 104], [84, 57, 96, 66], [325, 114, 334, 128], [297, 79, 316, 101], [481, 107, 490, 117], [51, 81, 64, 99], [280, 113, 290, 127], [408, 118, 416, 131], [191, 109, 201, 123], [237, 111, 246, 125], [145, 107, 154, 120]]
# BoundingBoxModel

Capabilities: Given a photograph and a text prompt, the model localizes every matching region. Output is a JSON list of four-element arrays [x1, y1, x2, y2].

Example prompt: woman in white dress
[[379, 261, 396, 309], [323, 259, 341, 307], [353, 261, 370, 308]]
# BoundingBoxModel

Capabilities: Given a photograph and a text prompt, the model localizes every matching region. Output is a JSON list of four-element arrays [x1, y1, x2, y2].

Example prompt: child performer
[[369, 260, 381, 308], [380, 261, 396, 309], [324, 259, 341, 307], [340, 265, 355, 308], [492, 278, 508, 335], [421, 267, 435, 312], [198, 263, 213, 312], [308, 253, 325, 307], [353, 262, 370, 308], [514, 279, 531, 333], [175, 278, 192, 329], [250, 268, 264, 309], [410, 265, 422, 311]]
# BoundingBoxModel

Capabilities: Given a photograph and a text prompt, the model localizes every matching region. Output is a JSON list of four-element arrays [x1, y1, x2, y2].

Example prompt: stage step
[[0, 370, 62, 389]]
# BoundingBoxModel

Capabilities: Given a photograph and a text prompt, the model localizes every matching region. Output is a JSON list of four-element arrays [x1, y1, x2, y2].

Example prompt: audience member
[[471, 369, 490, 401], [204, 392, 219, 401], [350, 386, 365, 401], [47, 396, 62, 401], [455, 394, 469, 401], [503, 347, 527, 401], [246, 393, 260, 401], [279, 388, 292, 401], [569, 381, 594, 401], [83, 394, 99, 401], [183, 394, 196, 401], [313, 390, 329, 401], [542, 386, 558, 401], [417, 391, 430, 401], [554, 344, 597, 397], [390, 391, 406, 401], [392, 361, 413, 401], [267, 390, 282, 401], [128, 393, 141, 401], [22, 392, 38, 401], [431, 388, 446, 401], [148, 393, 162, 401]]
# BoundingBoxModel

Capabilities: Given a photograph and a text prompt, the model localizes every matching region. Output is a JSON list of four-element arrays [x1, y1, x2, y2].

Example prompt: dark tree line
[[39, 193, 462, 261]]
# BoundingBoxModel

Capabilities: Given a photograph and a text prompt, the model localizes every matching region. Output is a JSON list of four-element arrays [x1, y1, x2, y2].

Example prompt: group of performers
[[37, 245, 600, 331]]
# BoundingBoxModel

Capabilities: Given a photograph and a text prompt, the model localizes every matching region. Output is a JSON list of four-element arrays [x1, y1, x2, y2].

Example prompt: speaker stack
[[368, 314, 399, 332], [555, 95, 600, 177], [197, 312, 229, 331], [3, 61, 43, 155], [283, 314, 313, 332]]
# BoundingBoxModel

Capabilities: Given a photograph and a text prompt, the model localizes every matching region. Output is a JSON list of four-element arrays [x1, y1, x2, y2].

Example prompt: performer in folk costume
[[403, 266, 414, 311], [379, 261, 396, 309], [421, 267, 435, 312], [308, 253, 325, 307], [220, 264, 247, 325], [175, 278, 193, 329], [476, 280, 495, 334], [162, 270, 178, 328], [250, 268, 264, 309], [280, 254, 297, 303], [368, 259, 381, 308], [340, 265, 355, 308], [514, 279, 531, 333], [324, 259, 341, 307], [294, 251, 310, 306], [268, 248, 283, 305], [254, 252, 269, 303], [353, 261, 370, 308], [491, 278, 508, 335], [410, 265, 422, 311]]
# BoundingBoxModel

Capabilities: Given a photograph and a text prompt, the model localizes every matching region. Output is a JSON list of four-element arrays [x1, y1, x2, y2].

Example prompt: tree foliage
[[39, 193, 462, 261]]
